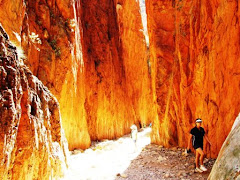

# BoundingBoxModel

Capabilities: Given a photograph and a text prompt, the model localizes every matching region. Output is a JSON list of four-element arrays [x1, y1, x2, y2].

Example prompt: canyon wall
[[21, 0, 91, 150], [0, 25, 68, 180], [116, 0, 156, 130], [0, 0, 154, 150], [146, 0, 240, 157], [79, 0, 155, 140], [208, 113, 240, 179], [1, 0, 239, 161], [0, 0, 91, 150]]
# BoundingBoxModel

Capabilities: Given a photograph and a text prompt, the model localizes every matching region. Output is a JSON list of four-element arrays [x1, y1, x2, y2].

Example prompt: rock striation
[[0, 0, 91, 150], [0, 24, 68, 180], [79, 0, 156, 141], [146, 0, 240, 157], [0, 0, 154, 150]]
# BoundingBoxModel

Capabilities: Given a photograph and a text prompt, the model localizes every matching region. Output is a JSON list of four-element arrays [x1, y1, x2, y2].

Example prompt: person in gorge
[[130, 124, 138, 151], [187, 118, 212, 173]]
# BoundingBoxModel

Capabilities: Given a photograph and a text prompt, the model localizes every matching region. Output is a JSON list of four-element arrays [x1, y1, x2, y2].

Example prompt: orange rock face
[[0, 0, 154, 150], [0, 0, 91, 150], [21, 0, 91, 150], [116, 0, 156, 129], [2, 0, 239, 160], [79, 0, 155, 140], [146, 0, 240, 157], [0, 1, 25, 46], [0, 25, 68, 180]]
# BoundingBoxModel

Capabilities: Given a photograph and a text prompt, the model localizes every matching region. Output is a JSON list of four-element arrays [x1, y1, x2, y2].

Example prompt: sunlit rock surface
[[0, 0, 90, 150], [22, 0, 90, 150], [0, 1, 25, 46], [2, 0, 238, 163], [0, 0, 155, 150], [146, 0, 240, 157], [75, 0, 156, 141], [0, 24, 68, 179], [208, 114, 240, 179]]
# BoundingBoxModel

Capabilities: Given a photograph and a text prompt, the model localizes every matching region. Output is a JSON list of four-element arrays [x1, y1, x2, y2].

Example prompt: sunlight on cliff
[[73, 1, 84, 68], [139, 0, 149, 46], [62, 128, 152, 180], [10, 39, 25, 66]]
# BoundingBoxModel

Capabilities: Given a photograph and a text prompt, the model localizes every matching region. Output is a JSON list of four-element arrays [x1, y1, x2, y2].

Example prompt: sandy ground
[[62, 128, 215, 180], [62, 128, 152, 180]]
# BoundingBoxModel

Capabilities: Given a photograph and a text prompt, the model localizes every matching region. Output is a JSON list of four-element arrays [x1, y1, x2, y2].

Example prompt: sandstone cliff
[[22, 0, 91, 150], [208, 114, 240, 179], [0, 0, 154, 150], [1, 1, 240, 179], [0, 0, 91, 150], [79, 0, 156, 140], [146, 0, 240, 157], [0, 24, 68, 179], [116, 0, 156, 131]]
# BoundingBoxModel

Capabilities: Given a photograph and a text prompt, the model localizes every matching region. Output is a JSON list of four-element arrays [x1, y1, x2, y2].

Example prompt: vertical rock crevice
[[77, 0, 156, 140], [0, 0, 155, 151], [146, 0, 240, 158], [0, 0, 91, 150]]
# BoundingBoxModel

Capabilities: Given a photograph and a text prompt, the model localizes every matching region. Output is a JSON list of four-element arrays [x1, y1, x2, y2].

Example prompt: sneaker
[[195, 167, 203, 173], [200, 165, 208, 172]]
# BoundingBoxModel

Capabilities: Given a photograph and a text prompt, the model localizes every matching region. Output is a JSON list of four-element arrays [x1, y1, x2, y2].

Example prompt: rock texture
[[1, 0, 239, 161], [79, 0, 155, 140], [0, 0, 91, 150], [116, 0, 156, 130], [0, 25, 68, 180], [0, 0, 25, 46], [0, 0, 154, 150], [21, 0, 91, 150], [146, 0, 240, 157], [208, 114, 240, 179]]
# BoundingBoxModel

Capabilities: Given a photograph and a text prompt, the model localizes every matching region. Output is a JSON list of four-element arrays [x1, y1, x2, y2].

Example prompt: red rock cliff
[[0, 0, 154, 150], [22, 0, 91, 150], [116, 0, 156, 130], [0, 25, 68, 180], [0, 0, 91, 150], [146, 0, 240, 157], [79, 0, 155, 140]]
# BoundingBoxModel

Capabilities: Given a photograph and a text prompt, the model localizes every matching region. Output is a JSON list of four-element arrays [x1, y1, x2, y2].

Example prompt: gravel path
[[63, 128, 215, 180], [116, 144, 215, 180]]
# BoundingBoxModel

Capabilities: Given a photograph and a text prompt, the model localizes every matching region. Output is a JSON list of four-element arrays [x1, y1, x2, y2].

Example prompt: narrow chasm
[[1, 0, 240, 179]]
